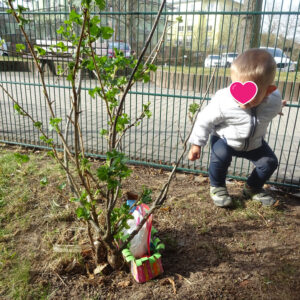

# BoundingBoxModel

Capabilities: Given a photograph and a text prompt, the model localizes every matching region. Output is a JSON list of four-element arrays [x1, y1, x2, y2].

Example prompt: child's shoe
[[243, 183, 275, 206], [210, 186, 232, 207]]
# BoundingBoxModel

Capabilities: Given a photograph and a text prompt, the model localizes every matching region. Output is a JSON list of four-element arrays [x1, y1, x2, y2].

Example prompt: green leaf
[[115, 114, 130, 133], [90, 16, 101, 25], [67, 73, 73, 82], [34, 121, 42, 129], [55, 41, 68, 52], [57, 65, 63, 75], [80, 156, 91, 172], [89, 22, 102, 38], [140, 186, 152, 204], [142, 74, 150, 83], [16, 43, 26, 53], [81, 0, 92, 8], [148, 64, 157, 72], [69, 10, 82, 25], [89, 87, 102, 98], [17, 5, 27, 13], [142, 103, 152, 119], [189, 103, 200, 115], [34, 45, 46, 56], [40, 176, 48, 186], [47, 151, 55, 158], [100, 27, 114, 40], [13, 104, 26, 116], [100, 129, 108, 136], [49, 117, 62, 133], [153, 237, 160, 246], [40, 135, 54, 146], [176, 16, 183, 23], [97, 150, 132, 191], [18, 16, 29, 26], [58, 183, 66, 190], [95, 0, 106, 10], [14, 153, 29, 165], [151, 227, 158, 235], [57, 26, 65, 35], [75, 207, 90, 220]]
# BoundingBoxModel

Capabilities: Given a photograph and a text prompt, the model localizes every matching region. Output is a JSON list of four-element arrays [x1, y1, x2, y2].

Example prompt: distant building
[[166, 0, 241, 53]]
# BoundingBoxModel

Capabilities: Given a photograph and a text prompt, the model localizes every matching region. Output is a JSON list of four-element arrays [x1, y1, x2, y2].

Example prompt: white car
[[204, 55, 221, 68], [220, 52, 238, 67], [0, 37, 8, 56], [260, 47, 296, 72], [35, 39, 75, 55], [108, 41, 131, 58]]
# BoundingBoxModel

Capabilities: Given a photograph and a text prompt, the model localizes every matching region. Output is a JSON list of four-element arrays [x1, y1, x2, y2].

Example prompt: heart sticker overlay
[[230, 81, 258, 105]]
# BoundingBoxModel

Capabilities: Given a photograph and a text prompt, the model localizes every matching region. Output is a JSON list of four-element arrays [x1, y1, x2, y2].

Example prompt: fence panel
[[0, 0, 299, 188]]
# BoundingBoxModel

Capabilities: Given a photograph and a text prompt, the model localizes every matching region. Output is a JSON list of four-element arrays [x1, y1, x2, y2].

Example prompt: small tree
[[3, 0, 214, 272], [3, 0, 169, 270]]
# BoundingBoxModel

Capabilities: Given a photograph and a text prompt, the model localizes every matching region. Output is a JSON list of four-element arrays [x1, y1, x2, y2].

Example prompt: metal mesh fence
[[0, 0, 299, 188]]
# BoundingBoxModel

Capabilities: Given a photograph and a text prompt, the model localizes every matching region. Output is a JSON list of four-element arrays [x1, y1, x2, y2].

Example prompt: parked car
[[0, 37, 8, 56], [204, 55, 221, 67], [260, 47, 296, 72], [108, 41, 131, 58], [220, 52, 238, 67], [35, 39, 75, 55]]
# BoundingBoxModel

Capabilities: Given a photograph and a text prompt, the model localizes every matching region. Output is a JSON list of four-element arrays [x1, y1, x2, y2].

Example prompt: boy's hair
[[231, 48, 276, 88]]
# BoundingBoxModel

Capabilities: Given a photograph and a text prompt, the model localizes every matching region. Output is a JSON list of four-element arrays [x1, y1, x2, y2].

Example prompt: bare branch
[[86, 16, 113, 124], [115, 112, 147, 148], [120, 67, 217, 251], [110, 0, 167, 150]]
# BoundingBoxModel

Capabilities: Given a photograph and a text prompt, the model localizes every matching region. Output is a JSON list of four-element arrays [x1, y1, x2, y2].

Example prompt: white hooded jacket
[[189, 87, 282, 151]]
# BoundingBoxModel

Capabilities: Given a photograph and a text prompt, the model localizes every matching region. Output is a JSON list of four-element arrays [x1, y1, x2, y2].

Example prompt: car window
[[211, 55, 220, 59], [108, 42, 130, 50], [265, 48, 286, 58], [228, 53, 238, 58]]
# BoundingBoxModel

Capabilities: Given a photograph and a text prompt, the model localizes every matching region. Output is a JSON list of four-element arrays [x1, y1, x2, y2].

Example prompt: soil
[[1, 147, 300, 299]]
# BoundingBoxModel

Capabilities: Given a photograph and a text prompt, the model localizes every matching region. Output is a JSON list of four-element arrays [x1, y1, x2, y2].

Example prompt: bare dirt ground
[[0, 146, 299, 299]]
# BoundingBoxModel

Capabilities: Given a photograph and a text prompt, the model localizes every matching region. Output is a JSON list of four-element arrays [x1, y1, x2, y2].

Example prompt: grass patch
[[0, 148, 66, 298]]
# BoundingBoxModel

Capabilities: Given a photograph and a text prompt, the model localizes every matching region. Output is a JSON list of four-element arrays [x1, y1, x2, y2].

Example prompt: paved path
[[0, 71, 299, 186]]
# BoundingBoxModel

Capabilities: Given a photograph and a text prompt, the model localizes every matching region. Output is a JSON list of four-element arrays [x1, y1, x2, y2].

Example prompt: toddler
[[188, 48, 282, 207]]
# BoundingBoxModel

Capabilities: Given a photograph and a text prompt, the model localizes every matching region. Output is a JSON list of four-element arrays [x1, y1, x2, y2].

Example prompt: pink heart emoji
[[230, 81, 258, 105]]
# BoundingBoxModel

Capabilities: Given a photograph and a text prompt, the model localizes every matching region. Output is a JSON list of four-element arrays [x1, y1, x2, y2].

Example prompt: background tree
[[238, 0, 263, 52]]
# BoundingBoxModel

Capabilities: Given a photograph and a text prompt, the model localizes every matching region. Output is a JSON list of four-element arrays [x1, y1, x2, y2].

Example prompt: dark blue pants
[[209, 135, 278, 188]]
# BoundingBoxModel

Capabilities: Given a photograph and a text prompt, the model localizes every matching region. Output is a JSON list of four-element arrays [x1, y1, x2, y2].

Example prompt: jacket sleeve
[[188, 94, 224, 146], [271, 89, 283, 117]]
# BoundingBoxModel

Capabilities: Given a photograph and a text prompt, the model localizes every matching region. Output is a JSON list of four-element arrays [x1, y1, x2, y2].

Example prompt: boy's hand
[[188, 145, 201, 161], [278, 100, 287, 116]]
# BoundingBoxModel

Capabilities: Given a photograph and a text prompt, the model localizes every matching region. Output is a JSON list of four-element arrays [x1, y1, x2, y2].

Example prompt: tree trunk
[[107, 249, 124, 270], [238, 0, 263, 53], [126, 1, 137, 52]]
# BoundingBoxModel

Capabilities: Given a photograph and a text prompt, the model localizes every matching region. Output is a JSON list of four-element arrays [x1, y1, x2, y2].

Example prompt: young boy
[[188, 48, 282, 207]]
